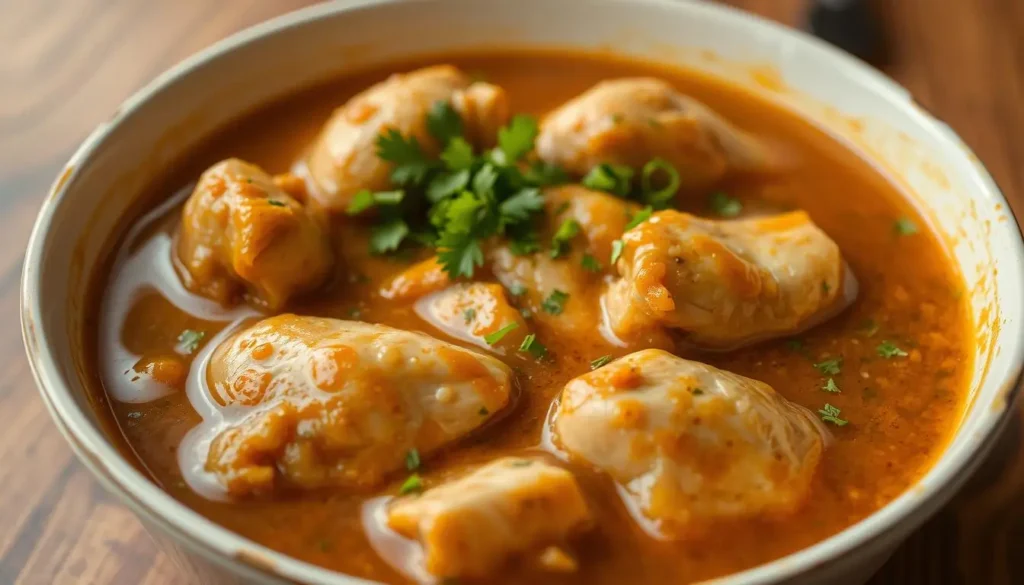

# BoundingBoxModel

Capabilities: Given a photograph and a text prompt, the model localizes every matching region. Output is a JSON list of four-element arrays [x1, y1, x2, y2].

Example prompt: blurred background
[[0, 1, 1021, 584]]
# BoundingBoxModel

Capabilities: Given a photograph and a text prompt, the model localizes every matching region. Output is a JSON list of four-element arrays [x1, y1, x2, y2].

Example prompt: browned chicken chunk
[[176, 158, 333, 310], [387, 458, 592, 579], [537, 78, 770, 191], [304, 65, 510, 211]]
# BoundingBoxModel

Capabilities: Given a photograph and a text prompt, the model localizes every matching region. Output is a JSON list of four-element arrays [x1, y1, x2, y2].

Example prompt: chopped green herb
[[463, 308, 476, 324], [440, 137, 475, 170], [405, 449, 421, 471], [582, 163, 634, 197], [177, 330, 205, 354], [818, 403, 848, 426], [484, 322, 519, 345], [399, 474, 423, 495], [708, 192, 742, 217], [499, 188, 545, 223], [894, 217, 918, 236], [369, 218, 410, 255], [860, 318, 880, 337], [522, 160, 568, 186], [813, 357, 843, 376], [520, 308, 533, 319], [478, 407, 489, 416], [550, 218, 581, 258], [555, 201, 571, 215], [519, 334, 548, 358], [822, 378, 841, 393], [610, 239, 625, 265], [625, 206, 653, 230], [590, 355, 612, 369], [426, 100, 463, 145], [495, 114, 538, 164], [376, 129, 432, 186], [508, 283, 526, 296], [267, 199, 286, 207], [346, 189, 405, 214], [877, 341, 908, 358], [541, 290, 570, 315], [426, 170, 470, 202], [640, 158, 680, 209], [821, 281, 831, 294], [581, 253, 602, 272]]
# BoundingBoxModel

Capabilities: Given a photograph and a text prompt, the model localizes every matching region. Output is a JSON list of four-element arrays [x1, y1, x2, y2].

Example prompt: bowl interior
[[23, 0, 1024, 583]]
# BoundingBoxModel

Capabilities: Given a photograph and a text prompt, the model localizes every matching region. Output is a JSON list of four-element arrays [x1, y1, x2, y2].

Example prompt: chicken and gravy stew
[[92, 51, 971, 584]]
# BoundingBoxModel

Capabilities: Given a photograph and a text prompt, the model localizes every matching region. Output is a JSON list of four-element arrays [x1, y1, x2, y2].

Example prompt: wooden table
[[1, 1, 1021, 583]]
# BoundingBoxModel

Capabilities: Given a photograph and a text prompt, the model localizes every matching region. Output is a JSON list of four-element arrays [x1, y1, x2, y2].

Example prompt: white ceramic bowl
[[21, 1, 1024, 583]]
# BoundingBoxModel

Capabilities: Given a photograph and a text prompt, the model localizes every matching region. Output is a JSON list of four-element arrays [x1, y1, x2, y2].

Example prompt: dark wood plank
[[0, 1, 1020, 583]]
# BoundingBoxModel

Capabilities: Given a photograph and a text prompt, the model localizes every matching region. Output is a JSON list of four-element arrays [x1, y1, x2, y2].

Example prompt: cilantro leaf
[[877, 341, 908, 358], [523, 160, 568, 186], [541, 290, 569, 315], [519, 333, 548, 358], [507, 229, 542, 256], [550, 219, 581, 258], [376, 129, 432, 186], [640, 158, 680, 209], [813, 357, 843, 376], [590, 355, 612, 369], [370, 218, 410, 255], [860, 318, 880, 337], [346, 189, 404, 215], [441, 137, 475, 170], [426, 100, 463, 145], [427, 170, 470, 202], [436, 233, 484, 279], [626, 206, 653, 230], [822, 378, 841, 393], [582, 163, 634, 197], [708, 192, 742, 217], [499, 188, 544, 224], [267, 199, 286, 207], [818, 403, 848, 426], [581, 253, 602, 272], [177, 329, 205, 354], [496, 114, 538, 164], [484, 322, 519, 345]]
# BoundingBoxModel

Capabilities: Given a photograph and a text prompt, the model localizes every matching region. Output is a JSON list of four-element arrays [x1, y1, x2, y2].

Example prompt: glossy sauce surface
[[92, 51, 972, 584]]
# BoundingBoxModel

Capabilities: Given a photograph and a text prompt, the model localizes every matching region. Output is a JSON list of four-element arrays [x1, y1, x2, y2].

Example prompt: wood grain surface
[[1, 1, 1022, 584]]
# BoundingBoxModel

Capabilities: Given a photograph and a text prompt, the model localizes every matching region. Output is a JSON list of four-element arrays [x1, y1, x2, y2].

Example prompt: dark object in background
[[806, 0, 887, 65]]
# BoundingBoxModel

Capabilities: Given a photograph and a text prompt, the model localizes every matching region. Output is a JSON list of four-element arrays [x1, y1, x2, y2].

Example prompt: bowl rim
[[21, 0, 1024, 583]]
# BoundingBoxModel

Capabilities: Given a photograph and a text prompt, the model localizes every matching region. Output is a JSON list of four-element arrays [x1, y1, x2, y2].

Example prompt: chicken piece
[[537, 78, 769, 192], [176, 158, 333, 310], [388, 458, 592, 579], [553, 349, 827, 538], [415, 282, 528, 353], [379, 256, 451, 302], [201, 315, 512, 497], [604, 209, 856, 349], [304, 65, 509, 211]]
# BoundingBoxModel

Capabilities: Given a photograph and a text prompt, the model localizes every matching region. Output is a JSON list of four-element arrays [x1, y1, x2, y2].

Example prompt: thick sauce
[[91, 51, 971, 584]]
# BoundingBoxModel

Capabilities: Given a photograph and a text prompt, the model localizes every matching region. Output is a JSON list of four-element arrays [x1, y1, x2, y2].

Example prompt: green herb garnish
[[582, 163, 634, 197], [399, 474, 423, 495], [346, 189, 405, 215], [177, 330, 205, 354], [484, 322, 519, 345], [405, 449, 421, 471], [625, 206, 653, 230], [519, 334, 548, 358], [708, 192, 742, 217], [818, 403, 848, 426], [610, 239, 625, 265], [550, 218, 581, 258], [822, 378, 841, 393], [877, 341, 908, 358], [463, 308, 476, 324], [581, 253, 602, 272], [813, 357, 843, 376], [267, 199, 286, 207], [894, 217, 918, 236], [590, 355, 612, 369], [541, 290, 569, 315], [369, 218, 411, 255], [640, 158, 680, 209]]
